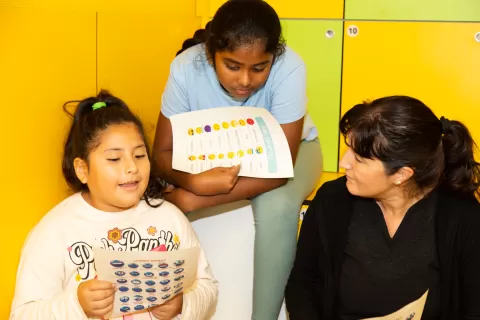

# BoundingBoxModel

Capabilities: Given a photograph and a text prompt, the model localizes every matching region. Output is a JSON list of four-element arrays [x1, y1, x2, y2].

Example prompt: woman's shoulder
[[312, 176, 350, 202]]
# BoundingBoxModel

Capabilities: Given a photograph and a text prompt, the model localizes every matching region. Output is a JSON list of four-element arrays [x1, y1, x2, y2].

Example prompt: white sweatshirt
[[10, 193, 218, 320]]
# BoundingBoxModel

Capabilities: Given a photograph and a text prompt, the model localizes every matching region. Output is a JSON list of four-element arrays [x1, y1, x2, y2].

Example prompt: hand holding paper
[[170, 107, 294, 179], [189, 164, 241, 196], [93, 247, 199, 319]]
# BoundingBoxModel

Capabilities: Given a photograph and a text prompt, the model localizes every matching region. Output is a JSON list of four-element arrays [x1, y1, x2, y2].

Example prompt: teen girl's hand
[[189, 165, 241, 196], [151, 293, 183, 320], [77, 279, 116, 318]]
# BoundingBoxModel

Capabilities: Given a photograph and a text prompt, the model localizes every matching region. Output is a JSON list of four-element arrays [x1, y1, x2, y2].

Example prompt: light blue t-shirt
[[161, 44, 318, 141]]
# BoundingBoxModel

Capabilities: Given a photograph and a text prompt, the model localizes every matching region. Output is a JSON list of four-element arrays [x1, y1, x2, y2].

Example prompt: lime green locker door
[[345, 0, 480, 21], [282, 20, 344, 172]]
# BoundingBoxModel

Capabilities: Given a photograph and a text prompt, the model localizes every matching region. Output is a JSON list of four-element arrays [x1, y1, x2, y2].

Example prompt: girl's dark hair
[[340, 95, 480, 198], [62, 90, 165, 207], [176, 0, 285, 58]]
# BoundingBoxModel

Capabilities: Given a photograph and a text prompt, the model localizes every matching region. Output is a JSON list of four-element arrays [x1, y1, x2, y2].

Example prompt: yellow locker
[[0, 7, 95, 318], [97, 12, 201, 145], [340, 21, 480, 166], [0, 0, 196, 16], [204, 0, 343, 19]]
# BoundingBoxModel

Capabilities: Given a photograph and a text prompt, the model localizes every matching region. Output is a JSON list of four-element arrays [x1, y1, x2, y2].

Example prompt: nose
[[238, 70, 251, 88], [339, 148, 354, 170], [125, 157, 139, 175]]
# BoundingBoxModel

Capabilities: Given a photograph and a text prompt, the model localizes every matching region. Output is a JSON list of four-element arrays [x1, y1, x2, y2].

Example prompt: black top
[[337, 193, 441, 319], [285, 177, 480, 320]]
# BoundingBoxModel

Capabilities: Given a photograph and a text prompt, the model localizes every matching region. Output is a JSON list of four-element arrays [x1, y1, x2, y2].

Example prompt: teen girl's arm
[[158, 63, 307, 212], [9, 221, 90, 319]]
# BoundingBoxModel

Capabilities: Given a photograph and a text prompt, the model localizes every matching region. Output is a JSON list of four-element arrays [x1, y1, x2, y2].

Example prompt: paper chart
[[170, 107, 294, 178], [93, 246, 199, 319]]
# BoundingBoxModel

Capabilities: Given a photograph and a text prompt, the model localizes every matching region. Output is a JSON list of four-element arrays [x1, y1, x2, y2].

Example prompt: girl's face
[[213, 42, 274, 100], [74, 123, 150, 212]]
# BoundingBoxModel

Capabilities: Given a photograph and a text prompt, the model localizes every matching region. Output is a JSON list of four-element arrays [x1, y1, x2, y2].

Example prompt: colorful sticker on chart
[[230, 120, 237, 127], [228, 152, 235, 159], [239, 119, 246, 126], [146, 288, 156, 293], [133, 287, 142, 293], [222, 121, 229, 129], [247, 118, 254, 125], [110, 260, 124, 268], [174, 260, 185, 267], [213, 123, 220, 131], [204, 125, 212, 132], [208, 154, 215, 160], [247, 148, 253, 155], [218, 153, 225, 159], [196, 127, 203, 134], [237, 150, 244, 158], [128, 263, 139, 268], [188, 128, 194, 136], [159, 263, 169, 268]]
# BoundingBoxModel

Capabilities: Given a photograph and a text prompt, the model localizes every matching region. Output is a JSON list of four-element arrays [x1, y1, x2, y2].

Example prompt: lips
[[119, 181, 139, 190], [235, 88, 252, 96]]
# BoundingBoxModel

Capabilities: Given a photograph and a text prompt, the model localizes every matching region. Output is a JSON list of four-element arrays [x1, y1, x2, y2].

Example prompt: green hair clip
[[92, 101, 107, 111]]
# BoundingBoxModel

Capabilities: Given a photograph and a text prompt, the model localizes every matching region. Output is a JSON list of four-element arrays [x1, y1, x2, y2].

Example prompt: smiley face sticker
[[228, 152, 235, 159], [256, 146, 263, 154], [239, 119, 246, 126], [222, 121, 229, 129], [247, 118, 255, 125], [237, 150, 245, 158], [208, 154, 215, 160], [247, 148, 253, 155], [213, 123, 220, 131], [188, 155, 196, 161], [195, 127, 203, 134], [230, 120, 237, 127], [218, 153, 225, 159], [188, 128, 194, 136]]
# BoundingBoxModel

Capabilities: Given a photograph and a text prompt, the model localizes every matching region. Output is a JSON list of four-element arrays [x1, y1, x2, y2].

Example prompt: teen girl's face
[[214, 42, 274, 100], [77, 123, 150, 212]]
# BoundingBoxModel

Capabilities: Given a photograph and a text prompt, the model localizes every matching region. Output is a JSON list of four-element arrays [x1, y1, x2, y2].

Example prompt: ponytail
[[441, 118, 480, 197], [176, 21, 211, 56]]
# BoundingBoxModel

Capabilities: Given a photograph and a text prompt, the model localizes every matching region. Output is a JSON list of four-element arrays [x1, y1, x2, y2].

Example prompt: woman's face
[[339, 147, 401, 199], [213, 43, 274, 99]]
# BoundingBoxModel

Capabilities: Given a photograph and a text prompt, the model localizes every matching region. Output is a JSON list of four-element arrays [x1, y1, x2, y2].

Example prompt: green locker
[[345, 0, 480, 22], [281, 20, 344, 172]]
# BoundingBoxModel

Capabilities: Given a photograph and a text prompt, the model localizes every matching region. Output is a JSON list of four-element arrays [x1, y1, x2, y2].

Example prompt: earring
[[395, 180, 401, 185]]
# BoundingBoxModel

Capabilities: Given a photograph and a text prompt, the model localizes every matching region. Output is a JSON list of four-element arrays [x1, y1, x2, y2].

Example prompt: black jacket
[[285, 176, 480, 319]]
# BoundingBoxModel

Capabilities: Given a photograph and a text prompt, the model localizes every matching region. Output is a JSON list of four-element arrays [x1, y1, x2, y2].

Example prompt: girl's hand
[[77, 279, 116, 318], [190, 165, 241, 196], [151, 293, 183, 320]]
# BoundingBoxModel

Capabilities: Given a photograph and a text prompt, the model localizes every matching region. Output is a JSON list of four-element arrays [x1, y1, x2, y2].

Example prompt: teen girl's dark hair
[[177, 0, 285, 59]]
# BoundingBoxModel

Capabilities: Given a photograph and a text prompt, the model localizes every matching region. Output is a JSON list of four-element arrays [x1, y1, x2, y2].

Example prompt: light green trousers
[[186, 139, 323, 320], [251, 138, 322, 320]]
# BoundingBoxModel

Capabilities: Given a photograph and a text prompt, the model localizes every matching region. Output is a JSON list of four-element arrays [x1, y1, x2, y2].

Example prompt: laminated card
[[170, 107, 294, 178], [93, 246, 199, 319]]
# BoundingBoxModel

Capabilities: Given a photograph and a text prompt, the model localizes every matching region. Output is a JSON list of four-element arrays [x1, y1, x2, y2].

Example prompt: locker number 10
[[347, 25, 359, 37]]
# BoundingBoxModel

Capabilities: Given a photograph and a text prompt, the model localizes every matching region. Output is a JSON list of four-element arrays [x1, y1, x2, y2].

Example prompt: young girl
[[10, 90, 218, 320], [153, 1, 322, 319]]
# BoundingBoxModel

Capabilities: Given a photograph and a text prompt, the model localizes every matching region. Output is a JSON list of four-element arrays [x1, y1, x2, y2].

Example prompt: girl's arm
[[9, 224, 89, 320]]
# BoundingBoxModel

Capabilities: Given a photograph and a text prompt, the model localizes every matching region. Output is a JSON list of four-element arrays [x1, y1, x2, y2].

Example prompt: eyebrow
[[223, 57, 271, 67], [104, 144, 146, 152]]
